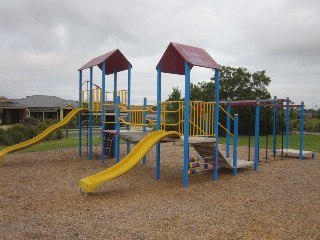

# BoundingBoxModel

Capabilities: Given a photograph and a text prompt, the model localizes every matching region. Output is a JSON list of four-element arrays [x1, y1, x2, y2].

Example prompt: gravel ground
[[0, 144, 319, 240]]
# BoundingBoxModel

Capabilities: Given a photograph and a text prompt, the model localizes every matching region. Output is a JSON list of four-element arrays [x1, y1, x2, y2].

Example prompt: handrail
[[219, 105, 234, 120], [118, 117, 156, 127], [218, 122, 234, 137], [118, 105, 156, 113]]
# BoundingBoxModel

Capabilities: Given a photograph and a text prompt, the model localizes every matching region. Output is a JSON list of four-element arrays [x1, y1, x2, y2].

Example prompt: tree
[[190, 66, 271, 101]]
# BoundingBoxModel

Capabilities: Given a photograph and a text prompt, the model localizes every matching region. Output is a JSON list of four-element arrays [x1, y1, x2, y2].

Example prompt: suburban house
[[0, 96, 27, 124], [0, 95, 78, 124]]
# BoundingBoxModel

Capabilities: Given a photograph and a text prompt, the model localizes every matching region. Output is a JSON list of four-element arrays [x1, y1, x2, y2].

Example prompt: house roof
[[55, 100, 79, 108], [157, 42, 220, 75], [14, 95, 78, 108], [78, 49, 132, 75], [0, 96, 26, 109]]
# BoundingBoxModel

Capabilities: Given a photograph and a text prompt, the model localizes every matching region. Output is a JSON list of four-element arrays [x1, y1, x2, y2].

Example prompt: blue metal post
[[78, 70, 82, 157], [143, 97, 147, 164], [285, 97, 290, 150], [272, 96, 277, 157], [155, 65, 161, 179], [127, 64, 131, 154], [113, 67, 120, 158], [213, 69, 220, 181], [183, 61, 191, 188], [115, 96, 121, 163], [254, 99, 260, 170], [100, 61, 106, 162], [232, 114, 238, 176], [226, 98, 231, 158], [89, 67, 93, 160], [299, 102, 304, 160]]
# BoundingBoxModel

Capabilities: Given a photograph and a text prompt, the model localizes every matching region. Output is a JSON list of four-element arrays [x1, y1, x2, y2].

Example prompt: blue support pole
[[272, 96, 277, 157], [127, 64, 131, 154], [143, 97, 147, 164], [213, 69, 220, 181], [113, 67, 120, 159], [183, 61, 191, 188], [285, 97, 290, 150], [254, 99, 260, 170], [299, 102, 304, 160], [232, 114, 239, 176], [89, 67, 93, 160], [100, 61, 106, 162], [226, 98, 231, 158], [115, 96, 121, 163], [155, 65, 161, 179], [78, 70, 82, 157]]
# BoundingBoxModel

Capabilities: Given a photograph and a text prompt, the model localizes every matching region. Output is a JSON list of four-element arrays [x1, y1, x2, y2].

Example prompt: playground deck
[[276, 148, 315, 158]]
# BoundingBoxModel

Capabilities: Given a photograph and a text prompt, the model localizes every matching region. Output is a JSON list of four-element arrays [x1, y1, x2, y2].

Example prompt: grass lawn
[[219, 134, 320, 152], [1, 133, 319, 153]]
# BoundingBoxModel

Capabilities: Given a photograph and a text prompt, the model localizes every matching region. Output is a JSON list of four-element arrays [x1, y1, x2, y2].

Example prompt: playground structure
[[222, 97, 315, 160], [0, 42, 314, 194], [77, 42, 254, 193]]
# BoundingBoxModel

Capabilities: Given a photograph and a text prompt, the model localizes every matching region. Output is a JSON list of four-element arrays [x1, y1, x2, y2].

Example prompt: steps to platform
[[191, 141, 253, 169]]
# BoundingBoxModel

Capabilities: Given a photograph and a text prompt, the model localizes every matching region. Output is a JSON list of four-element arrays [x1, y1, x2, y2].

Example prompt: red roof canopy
[[78, 49, 132, 75], [157, 42, 220, 75]]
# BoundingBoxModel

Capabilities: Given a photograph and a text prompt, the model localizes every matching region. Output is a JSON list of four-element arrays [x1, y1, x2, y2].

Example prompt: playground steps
[[275, 148, 315, 158], [191, 142, 254, 169]]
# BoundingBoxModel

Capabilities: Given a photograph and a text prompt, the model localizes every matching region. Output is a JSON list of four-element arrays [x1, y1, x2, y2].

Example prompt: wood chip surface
[[0, 144, 319, 239]]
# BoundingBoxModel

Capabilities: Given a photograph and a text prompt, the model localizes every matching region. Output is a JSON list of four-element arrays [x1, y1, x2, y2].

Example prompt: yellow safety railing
[[100, 99, 235, 138], [80, 88, 128, 112], [160, 101, 215, 137]]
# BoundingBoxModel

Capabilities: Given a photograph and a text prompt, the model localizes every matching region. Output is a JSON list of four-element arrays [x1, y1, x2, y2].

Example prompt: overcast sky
[[1, 0, 319, 109]]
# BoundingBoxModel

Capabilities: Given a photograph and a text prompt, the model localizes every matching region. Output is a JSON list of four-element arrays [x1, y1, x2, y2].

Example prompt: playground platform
[[119, 130, 253, 169], [276, 148, 315, 158]]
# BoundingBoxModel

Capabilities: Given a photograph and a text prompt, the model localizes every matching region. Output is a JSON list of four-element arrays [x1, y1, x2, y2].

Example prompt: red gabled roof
[[78, 49, 132, 75], [157, 42, 220, 75]]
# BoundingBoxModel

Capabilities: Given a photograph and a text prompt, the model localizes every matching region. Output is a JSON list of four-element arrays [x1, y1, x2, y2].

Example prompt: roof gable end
[[78, 49, 132, 75], [157, 42, 220, 75]]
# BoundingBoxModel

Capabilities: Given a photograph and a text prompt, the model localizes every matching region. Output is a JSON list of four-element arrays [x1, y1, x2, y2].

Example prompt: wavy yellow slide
[[79, 130, 180, 193], [0, 108, 88, 162]]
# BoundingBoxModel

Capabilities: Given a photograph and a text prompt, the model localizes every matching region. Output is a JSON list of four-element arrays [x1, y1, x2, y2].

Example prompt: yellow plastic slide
[[79, 130, 180, 193], [0, 108, 88, 162]]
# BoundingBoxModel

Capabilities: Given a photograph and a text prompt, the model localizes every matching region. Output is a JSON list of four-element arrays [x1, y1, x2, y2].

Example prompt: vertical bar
[[143, 97, 147, 164], [127, 64, 131, 154], [183, 61, 190, 187], [272, 96, 277, 158], [89, 67, 93, 160], [226, 99, 231, 158], [101, 61, 106, 162], [299, 102, 304, 160], [254, 99, 260, 170], [285, 97, 290, 150], [213, 69, 220, 181], [156, 65, 161, 179], [78, 70, 82, 157], [115, 96, 120, 163], [113, 68, 118, 160], [232, 114, 238, 176]]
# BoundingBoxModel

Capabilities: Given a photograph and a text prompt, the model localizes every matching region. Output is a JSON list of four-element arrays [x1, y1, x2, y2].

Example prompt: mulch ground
[[0, 144, 319, 239]]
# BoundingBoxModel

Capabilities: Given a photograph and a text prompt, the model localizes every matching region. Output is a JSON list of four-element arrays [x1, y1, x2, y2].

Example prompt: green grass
[[219, 134, 320, 152], [1, 134, 319, 153], [0, 136, 101, 152]]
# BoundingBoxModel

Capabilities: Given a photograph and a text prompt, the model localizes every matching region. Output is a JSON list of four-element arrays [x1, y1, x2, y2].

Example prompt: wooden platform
[[276, 148, 315, 158]]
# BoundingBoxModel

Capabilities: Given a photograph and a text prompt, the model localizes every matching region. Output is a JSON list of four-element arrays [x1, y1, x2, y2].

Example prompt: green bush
[[0, 128, 6, 146], [22, 117, 38, 125], [0, 121, 63, 146], [290, 117, 320, 133]]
